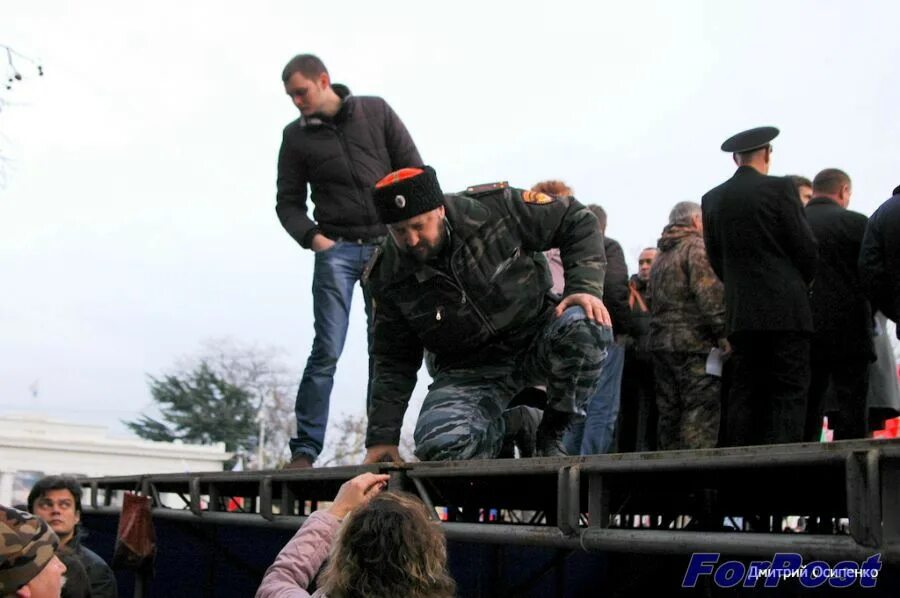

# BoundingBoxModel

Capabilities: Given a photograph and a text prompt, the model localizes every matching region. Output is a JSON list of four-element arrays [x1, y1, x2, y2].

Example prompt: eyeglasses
[[638, 259, 653, 265]]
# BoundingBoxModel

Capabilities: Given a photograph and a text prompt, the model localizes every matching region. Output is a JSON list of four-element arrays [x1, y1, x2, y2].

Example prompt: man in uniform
[[361, 167, 612, 462], [702, 127, 818, 446], [649, 201, 727, 450]]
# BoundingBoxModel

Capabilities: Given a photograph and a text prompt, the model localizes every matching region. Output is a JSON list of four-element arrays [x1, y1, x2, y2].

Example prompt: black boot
[[499, 405, 541, 458], [536, 408, 571, 457]]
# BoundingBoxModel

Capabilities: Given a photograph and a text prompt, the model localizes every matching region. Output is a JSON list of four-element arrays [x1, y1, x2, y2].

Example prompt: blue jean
[[289, 241, 376, 461], [564, 341, 624, 455]]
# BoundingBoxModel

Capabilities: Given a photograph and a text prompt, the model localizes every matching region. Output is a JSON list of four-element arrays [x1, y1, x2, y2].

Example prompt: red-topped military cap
[[373, 166, 445, 224]]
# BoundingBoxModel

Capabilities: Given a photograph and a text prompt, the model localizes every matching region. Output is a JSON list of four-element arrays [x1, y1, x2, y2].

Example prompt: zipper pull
[[461, 292, 467, 305], [436, 308, 443, 321]]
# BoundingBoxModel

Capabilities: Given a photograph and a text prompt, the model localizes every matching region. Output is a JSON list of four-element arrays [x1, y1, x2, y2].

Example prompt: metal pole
[[258, 417, 265, 470], [578, 528, 882, 562], [257, 392, 270, 470]]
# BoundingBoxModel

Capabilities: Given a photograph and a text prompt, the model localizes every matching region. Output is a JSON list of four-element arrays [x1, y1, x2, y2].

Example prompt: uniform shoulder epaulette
[[361, 244, 384, 285], [465, 181, 509, 197], [520, 190, 554, 204]]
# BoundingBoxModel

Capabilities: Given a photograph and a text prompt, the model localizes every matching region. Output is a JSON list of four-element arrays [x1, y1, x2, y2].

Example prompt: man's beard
[[408, 223, 447, 263]]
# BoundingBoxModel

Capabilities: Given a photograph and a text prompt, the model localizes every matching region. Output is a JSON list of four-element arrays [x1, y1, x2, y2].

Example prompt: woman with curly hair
[[256, 472, 455, 598]]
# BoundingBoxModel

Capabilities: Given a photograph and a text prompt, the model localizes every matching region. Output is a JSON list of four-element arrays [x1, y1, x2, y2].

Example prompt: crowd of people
[[258, 52, 900, 595], [0, 475, 117, 598], [0, 472, 447, 598], [275, 53, 899, 466], [4, 49, 899, 598]]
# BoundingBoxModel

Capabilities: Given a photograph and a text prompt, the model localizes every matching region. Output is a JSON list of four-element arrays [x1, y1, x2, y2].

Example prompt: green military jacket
[[365, 185, 606, 446], [649, 224, 726, 353]]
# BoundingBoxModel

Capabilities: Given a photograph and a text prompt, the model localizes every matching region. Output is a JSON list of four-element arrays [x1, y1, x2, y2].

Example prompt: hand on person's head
[[327, 472, 390, 519]]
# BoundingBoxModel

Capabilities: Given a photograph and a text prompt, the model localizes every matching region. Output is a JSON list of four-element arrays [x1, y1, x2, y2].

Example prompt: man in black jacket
[[531, 181, 627, 455], [804, 169, 874, 440], [702, 127, 818, 446], [860, 184, 900, 336], [619, 247, 658, 452], [276, 54, 422, 467], [28, 476, 118, 598], [563, 204, 631, 454]]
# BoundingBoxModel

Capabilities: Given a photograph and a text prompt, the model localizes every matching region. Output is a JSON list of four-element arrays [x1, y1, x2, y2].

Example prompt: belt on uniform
[[333, 236, 386, 245]]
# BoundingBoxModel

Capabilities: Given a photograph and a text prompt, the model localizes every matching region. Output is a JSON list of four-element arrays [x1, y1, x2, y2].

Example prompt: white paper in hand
[[706, 348, 724, 377]]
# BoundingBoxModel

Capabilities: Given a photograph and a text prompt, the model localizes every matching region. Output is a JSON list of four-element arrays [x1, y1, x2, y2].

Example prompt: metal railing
[[81, 438, 900, 564]]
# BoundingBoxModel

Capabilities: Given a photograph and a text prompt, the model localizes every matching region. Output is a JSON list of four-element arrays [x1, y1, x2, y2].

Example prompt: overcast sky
[[2, 1, 899, 449]]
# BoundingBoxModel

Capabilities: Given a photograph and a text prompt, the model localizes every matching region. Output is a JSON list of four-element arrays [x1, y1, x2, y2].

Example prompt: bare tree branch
[[182, 338, 297, 469], [0, 43, 42, 187]]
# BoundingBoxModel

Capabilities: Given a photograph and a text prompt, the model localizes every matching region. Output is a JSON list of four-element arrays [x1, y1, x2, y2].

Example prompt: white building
[[0, 413, 230, 506]]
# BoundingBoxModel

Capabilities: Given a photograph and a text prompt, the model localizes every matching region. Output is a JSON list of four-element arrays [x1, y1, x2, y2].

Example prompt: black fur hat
[[373, 166, 444, 224]]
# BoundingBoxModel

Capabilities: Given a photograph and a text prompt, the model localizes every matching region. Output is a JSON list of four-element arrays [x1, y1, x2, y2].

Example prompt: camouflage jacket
[[364, 185, 606, 446], [649, 224, 726, 353]]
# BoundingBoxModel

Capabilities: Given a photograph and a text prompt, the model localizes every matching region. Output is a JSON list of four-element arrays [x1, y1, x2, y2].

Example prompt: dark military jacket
[[364, 186, 606, 446]]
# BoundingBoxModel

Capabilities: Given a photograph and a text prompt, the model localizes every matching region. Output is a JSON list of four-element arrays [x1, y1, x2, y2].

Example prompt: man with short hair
[[650, 201, 727, 449], [789, 174, 814, 206], [276, 54, 422, 467], [563, 204, 630, 454], [28, 476, 118, 598], [619, 247, 658, 452], [804, 169, 874, 440], [0, 505, 67, 598], [702, 127, 818, 446], [362, 167, 612, 462], [636, 248, 657, 283]]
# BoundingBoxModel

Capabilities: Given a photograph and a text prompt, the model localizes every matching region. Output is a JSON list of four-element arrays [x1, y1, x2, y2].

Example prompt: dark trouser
[[721, 331, 811, 447], [619, 349, 657, 452], [806, 348, 869, 441], [652, 351, 721, 450], [413, 307, 611, 461]]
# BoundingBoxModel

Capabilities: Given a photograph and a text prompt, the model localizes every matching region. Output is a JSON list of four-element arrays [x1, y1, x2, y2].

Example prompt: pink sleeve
[[255, 510, 341, 598], [544, 248, 565, 295]]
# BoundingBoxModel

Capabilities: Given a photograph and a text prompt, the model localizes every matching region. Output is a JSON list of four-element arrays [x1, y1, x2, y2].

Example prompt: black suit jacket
[[860, 193, 900, 325], [603, 237, 633, 336], [701, 166, 818, 334], [804, 197, 873, 359]]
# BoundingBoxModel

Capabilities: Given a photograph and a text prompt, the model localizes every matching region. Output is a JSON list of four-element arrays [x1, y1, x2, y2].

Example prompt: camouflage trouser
[[414, 306, 611, 461], [652, 351, 721, 450]]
